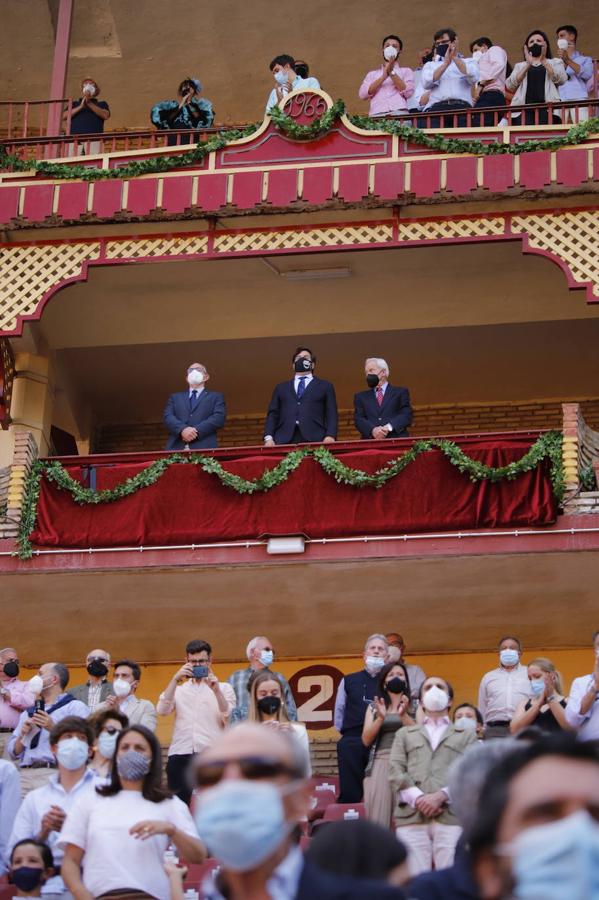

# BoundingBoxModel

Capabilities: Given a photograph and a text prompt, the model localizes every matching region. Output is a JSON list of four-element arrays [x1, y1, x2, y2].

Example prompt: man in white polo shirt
[[565, 629, 599, 740]]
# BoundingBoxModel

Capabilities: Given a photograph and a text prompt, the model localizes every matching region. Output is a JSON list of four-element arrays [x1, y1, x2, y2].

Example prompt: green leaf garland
[[16, 431, 563, 559]]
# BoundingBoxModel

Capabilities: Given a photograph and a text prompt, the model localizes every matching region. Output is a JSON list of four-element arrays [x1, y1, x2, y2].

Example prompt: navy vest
[[341, 669, 379, 735]]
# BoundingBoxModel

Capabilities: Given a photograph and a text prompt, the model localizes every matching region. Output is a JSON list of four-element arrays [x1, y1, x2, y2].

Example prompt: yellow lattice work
[[397, 217, 505, 241], [512, 211, 599, 298], [214, 224, 393, 254], [104, 235, 208, 260], [0, 242, 101, 333]]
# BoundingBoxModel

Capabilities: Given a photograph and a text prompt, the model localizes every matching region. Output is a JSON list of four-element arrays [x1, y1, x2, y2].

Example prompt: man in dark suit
[[264, 347, 338, 446], [68, 648, 114, 712], [354, 357, 412, 439], [163, 362, 226, 450]]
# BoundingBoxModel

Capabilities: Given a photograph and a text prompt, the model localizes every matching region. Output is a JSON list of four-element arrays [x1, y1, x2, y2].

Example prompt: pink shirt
[[359, 65, 415, 115], [478, 45, 508, 94], [157, 679, 235, 756], [0, 678, 35, 729], [400, 716, 451, 807]]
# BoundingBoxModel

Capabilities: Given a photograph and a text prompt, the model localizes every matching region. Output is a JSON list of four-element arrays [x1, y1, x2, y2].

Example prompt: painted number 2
[[289, 665, 343, 730]]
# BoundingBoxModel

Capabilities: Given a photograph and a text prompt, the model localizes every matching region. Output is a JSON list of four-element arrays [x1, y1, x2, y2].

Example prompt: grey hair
[[49, 662, 70, 690], [364, 357, 390, 376], [246, 636, 269, 661], [447, 738, 521, 832], [364, 633, 388, 652]]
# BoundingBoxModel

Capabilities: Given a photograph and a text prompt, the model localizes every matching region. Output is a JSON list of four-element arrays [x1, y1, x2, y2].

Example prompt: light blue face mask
[[509, 809, 599, 900], [274, 70, 288, 86], [55, 737, 89, 770], [500, 649, 520, 667], [259, 649, 274, 666], [529, 678, 545, 696], [194, 779, 293, 872]]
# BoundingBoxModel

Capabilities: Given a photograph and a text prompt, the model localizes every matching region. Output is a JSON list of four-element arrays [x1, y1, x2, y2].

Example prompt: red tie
[[376, 387, 383, 407]]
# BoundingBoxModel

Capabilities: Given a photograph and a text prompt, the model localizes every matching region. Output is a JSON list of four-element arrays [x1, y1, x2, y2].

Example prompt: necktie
[[190, 390, 198, 409], [297, 377, 306, 399], [376, 386, 383, 407]]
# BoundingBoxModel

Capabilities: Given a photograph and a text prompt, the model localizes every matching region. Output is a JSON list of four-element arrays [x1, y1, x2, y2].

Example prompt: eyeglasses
[[101, 726, 121, 736], [195, 755, 298, 788]]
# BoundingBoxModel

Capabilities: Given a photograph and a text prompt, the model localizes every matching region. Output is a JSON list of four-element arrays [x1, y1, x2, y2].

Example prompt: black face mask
[[87, 659, 108, 678], [3, 661, 19, 678], [529, 43, 543, 58], [366, 373, 380, 389], [257, 695, 282, 716], [386, 677, 408, 695], [10, 867, 45, 892], [436, 43, 449, 58], [294, 357, 313, 373]]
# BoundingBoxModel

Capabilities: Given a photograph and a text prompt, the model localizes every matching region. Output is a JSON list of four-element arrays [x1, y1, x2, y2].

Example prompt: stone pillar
[[9, 353, 54, 456], [0, 430, 38, 541]]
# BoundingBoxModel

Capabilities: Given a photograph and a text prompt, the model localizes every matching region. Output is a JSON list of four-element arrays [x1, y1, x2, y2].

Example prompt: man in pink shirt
[[0, 647, 34, 758], [470, 37, 508, 126], [157, 639, 235, 804], [359, 35, 414, 117]]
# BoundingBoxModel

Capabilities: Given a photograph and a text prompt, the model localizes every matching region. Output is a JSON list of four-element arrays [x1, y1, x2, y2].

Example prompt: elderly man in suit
[[69, 648, 113, 713], [164, 362, 226, 450], [354, 357, 412, 440], [264, 347, 338, 446]]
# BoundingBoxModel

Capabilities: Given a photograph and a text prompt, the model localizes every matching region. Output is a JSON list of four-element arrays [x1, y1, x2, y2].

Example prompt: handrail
[[0, 99, 72, 140]]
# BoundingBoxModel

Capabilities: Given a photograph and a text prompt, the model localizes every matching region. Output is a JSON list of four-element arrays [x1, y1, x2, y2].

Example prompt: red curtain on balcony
[[29, 437, 558, 550]]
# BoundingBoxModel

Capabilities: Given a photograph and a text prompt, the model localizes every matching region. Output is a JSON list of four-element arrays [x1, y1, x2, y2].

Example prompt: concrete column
[[9, 353, 54, 455]]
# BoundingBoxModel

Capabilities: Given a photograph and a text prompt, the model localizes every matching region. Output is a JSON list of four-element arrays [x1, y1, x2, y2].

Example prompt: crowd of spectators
[[0, 628, 598, 898]]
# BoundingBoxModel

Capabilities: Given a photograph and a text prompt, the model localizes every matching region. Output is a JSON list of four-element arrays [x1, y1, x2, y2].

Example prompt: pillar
[[9, 353, 55, 456]]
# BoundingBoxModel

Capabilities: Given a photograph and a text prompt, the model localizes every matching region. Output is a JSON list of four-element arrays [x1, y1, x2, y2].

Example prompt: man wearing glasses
[[228, 636, 298, 723], [69, 649, 114, 712]]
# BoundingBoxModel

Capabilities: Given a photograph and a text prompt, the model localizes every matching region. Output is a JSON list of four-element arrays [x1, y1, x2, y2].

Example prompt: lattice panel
[[104, 236, 208, 260], [214, 224, 393, 254], [512, 211, 599, 298], [0, 242, 101, 333], [397, 217, 505, 242]]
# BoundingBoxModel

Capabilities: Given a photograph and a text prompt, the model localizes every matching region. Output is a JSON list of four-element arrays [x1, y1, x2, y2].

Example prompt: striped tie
[[376, 387, 383, 406]]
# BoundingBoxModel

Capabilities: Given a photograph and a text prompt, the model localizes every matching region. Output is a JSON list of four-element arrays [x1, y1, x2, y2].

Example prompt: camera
[[28, 697, 45, 717]]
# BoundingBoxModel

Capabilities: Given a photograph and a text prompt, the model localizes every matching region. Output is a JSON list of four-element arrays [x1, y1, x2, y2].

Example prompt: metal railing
[[0, 99, 72, 140]]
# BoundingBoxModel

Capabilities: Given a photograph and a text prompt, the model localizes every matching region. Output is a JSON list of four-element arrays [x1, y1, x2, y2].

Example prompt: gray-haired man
[[354, 357, 413, 440], [228, 636, 297, 723]]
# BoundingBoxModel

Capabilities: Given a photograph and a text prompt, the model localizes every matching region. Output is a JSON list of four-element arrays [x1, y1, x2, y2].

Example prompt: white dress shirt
[[478, 664, 532, 723], [422, 56, 479, 108], [565, 674, 599, 741], [0, 760, 21, 873]]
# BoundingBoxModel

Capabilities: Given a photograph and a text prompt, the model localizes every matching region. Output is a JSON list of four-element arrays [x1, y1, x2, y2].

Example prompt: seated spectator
[[8, 840, 55, 898], [60, 725, 205, 900], [247, 669, 311, 775], [66, 78, 110, 135], [408, 48, 434, 114], [510, 657, 569, 735], [389, 676, 476, 876], [565, 629, 599, 740], [100, 659, 157, 731], [469, 734, 599, 900], [306, 819, 409, 886], [151, 78, 214, 146], [265, 54, 321, 113], [192, 723, 406, 899], [362, 662, 414, 827], [88, 708, 128, 781], [8, 716, 96, 897], [385, 633, 426, 702], [358, 36, 414, 118], [8, 664, 89, 796], [228, 635, 297, 723], [420, 28, 479, 127], [556, 25, 593, 122], [0, 646, 34, 758], [70, 647, 113, 712], [453, 702, 485, 739], [477, 635, 531, 738], [506, 30, 566, 125], [470, 37, 508, 125], [354, 359, 413, 440], [163, 362, 226, 451], [157, 639, 235, 804], [0, 759, 21, 874]]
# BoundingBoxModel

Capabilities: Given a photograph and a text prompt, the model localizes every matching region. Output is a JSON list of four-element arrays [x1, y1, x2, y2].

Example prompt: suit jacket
[[389, 723, 476, 826], [98, 695, 157, 731], [264, 377, 338, 444], [163, 389, 226, 450], [354, 383, 413, 439], [297, 862, 406, 899], [69, 681, 114, 705]]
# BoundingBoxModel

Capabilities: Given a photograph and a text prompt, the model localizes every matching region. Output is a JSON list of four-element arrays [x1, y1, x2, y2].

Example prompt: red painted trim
[[46, 0, 73, 136]]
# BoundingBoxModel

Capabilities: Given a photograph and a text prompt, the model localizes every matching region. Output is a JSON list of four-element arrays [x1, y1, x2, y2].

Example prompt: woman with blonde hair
[[510, 657, 570, 734], [247, 669, 311, 775]]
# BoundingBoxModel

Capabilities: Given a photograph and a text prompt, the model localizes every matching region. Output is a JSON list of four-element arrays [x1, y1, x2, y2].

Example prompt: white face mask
[[472, 49, 483, 62], [422, 685, 450, 712], [383, 45, 399, 61], [274, 70, 288, 85], [112, 678, 132, 699], [365, 655, 385, 673], [82, 82, 96, 95], [187, 369, 205, 386], [454, 715, 477, 732], [28, 675, 44, 694], [557, 38, 570, 51]]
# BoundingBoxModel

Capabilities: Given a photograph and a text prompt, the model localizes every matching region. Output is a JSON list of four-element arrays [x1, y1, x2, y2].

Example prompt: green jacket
[[389, 722, 476, 826]]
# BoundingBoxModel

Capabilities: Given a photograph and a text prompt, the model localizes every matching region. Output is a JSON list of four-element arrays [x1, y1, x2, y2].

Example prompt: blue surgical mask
[[260, 650, 274, 666], [509, 809, 599, 899], [454, 715, 477, 732], [98, 730, 119, 759], [194, 779, 292, 871], [530, 678, 545, 696], [274, 70, 288, 86], [365, 655, 385, 673], [500, 649, 520, 667], [56, 736, 89, 770]]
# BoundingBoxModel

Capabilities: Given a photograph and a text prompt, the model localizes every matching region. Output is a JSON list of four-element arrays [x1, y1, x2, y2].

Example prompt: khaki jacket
[[506, 59, 567, 108], [389, 723, 476, 826]]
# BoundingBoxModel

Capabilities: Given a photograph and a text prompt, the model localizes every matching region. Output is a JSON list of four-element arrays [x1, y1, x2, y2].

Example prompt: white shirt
[[478, 664, 532, 723], [266, 76, 321, 112], [156, 678, 235, 755], [203, 845, 304, 900], [422, 56, 479, 108], [189, 386, 205, 400], [8, 768, 96, 894], [59, 789, 198, 900], [565, 674, 599, 741], [0, 760, 21, 873]]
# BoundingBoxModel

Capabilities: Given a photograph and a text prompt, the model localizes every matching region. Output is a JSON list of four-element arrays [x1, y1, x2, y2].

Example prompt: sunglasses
[[195, 755, 298, 788]]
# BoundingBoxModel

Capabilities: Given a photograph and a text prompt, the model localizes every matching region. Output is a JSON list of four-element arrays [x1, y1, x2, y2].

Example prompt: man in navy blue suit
[[163, 362, 226, 450], [354, 357, 412, 439], [264, 347, 338, 446]]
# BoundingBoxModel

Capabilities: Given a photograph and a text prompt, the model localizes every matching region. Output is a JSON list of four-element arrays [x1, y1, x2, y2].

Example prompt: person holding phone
[[506, 30, 566, 124], [156, 640, 235, 804]]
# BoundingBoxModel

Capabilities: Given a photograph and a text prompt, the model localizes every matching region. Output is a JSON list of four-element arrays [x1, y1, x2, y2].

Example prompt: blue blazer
[[264, 377, 338, 444], [354, 383, 412, 439], [163, 389, 226, 450]]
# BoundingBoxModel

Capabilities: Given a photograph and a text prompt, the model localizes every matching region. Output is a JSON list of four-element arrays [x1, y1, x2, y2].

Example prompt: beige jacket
[[389, 723, 476, 826], [506, 59, 567, 108]]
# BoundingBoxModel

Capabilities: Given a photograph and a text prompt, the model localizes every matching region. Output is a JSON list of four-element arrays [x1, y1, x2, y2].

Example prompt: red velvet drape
[[30, 438, 557, 549]]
